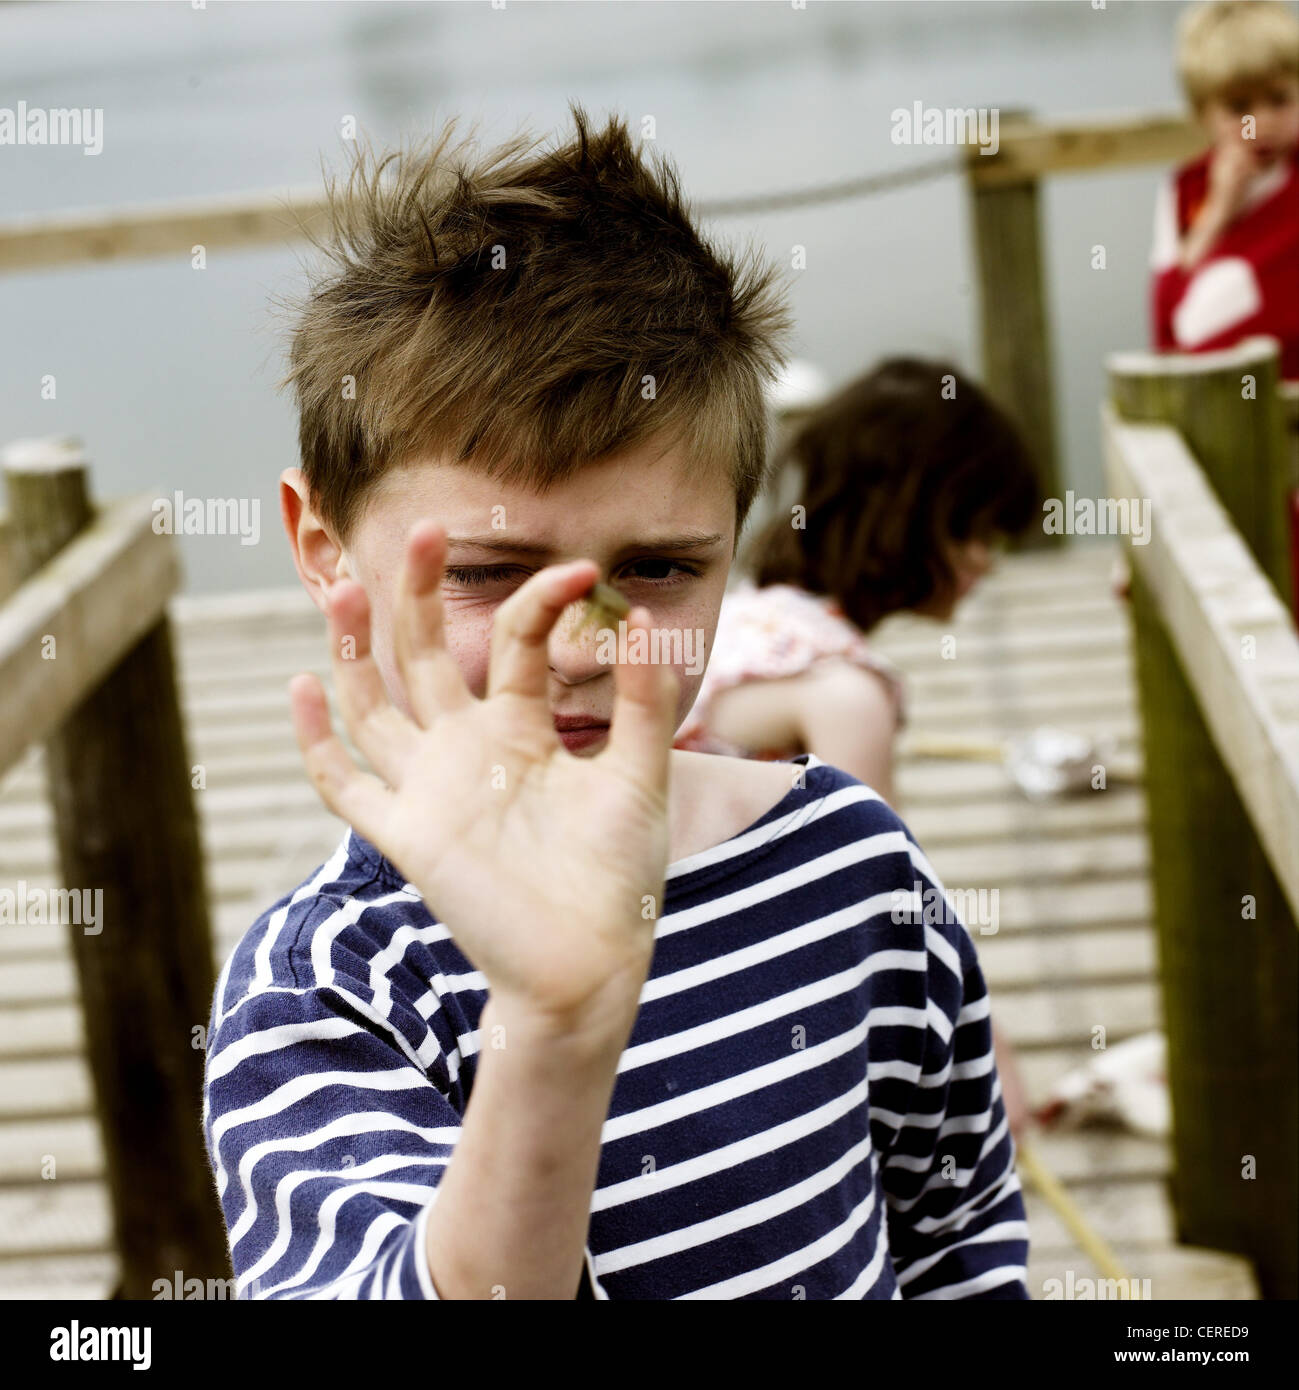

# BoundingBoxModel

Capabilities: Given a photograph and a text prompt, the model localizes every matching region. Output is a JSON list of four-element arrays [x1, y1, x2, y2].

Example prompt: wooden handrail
[[1103, 409, 1299, 920], [1104, 341, 1298, 1298], [2, 435, 229, 1297], [967, 111, 1201, 187], [0, 184, 329, 275], [0, 110, 1203, 276], [0, 490, 178, 780]]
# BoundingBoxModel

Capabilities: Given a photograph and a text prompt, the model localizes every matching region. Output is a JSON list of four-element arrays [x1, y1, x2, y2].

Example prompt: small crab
[[575, 579, 631, 635]]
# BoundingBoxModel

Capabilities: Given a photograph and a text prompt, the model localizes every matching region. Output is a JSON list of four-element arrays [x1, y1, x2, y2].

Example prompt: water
[[1, 0, 1191, 592]]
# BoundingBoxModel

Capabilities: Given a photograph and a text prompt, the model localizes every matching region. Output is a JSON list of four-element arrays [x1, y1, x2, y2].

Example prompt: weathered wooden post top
[[1, 436, 230, 1297]]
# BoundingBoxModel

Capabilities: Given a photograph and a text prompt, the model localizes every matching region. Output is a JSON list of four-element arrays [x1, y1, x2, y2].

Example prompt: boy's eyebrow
[[446, 531, 727, 557]]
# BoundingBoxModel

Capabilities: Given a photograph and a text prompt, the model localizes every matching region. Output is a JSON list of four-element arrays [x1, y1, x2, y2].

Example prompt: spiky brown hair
[[282, 104, 794, 547]]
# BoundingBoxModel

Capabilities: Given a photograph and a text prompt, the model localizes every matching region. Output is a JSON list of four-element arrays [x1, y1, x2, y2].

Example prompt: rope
[[694, 152, 965, 218], [1016, 1137, 1134, 1287]]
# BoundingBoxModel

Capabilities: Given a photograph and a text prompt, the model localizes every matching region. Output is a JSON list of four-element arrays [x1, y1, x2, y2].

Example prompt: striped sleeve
[[878, 847, 1030, 1299], [203, 944, 462, 1300]]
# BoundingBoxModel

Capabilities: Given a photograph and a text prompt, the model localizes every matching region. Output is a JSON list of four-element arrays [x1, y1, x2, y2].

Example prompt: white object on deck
[[1005, 725, 1115, 800], [1036, 1030, 1171, 1139]]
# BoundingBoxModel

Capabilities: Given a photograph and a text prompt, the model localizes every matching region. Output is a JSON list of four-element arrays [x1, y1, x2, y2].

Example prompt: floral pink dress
[[673, 581, 906, 760]]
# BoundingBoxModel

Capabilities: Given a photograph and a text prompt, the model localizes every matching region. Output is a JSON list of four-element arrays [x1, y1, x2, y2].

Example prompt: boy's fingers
[[393, 520, 473, 723], [486, 560, 600, 703], [325, 581, 415, 786], [603, 606, 680, 794], [289, 673, 395, 835]]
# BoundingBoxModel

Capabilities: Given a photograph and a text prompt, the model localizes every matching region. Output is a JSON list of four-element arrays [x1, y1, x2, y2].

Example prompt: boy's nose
[[547, 601, 610, 684]]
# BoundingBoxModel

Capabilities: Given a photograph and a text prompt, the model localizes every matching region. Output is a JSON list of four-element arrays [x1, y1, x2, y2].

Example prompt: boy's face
[[293, 435, 736, 755], [1201, 72, 1299, 164]]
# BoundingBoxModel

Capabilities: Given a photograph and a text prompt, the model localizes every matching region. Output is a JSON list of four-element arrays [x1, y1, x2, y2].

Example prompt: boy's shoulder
[[676, 752, 987, 997], [671, 748, 905, 858], [212, 828, 432, 1015]]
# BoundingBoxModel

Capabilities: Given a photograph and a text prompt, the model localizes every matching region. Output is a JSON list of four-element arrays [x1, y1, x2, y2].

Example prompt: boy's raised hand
[[289, 520, 680, 1036], [1206, 138, 1257, 223]]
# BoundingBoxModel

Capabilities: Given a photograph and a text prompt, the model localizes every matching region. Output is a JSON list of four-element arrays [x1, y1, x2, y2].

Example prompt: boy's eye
[[441, 559, 701, 591], [622, 557, 701, 584], [442, 564, 529, 588]]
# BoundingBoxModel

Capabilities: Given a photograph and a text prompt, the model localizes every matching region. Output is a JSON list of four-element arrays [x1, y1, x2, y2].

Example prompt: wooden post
[[1281, 382, 1299, 620], [968, 115, 1062, 544], [1106, 342, 1298, 1300], [2, 437, 230, 1298]]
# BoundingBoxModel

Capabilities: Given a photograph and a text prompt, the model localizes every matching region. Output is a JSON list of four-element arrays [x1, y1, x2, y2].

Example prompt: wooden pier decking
[[0, 540, 1258, 1299]]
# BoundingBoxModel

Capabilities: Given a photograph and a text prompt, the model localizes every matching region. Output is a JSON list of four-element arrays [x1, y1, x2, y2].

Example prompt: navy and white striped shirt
[[202, 753, 1029, 1299]]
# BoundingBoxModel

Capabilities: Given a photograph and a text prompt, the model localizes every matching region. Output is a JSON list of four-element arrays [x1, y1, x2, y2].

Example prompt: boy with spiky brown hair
[[201, 106, 1028, 1301]]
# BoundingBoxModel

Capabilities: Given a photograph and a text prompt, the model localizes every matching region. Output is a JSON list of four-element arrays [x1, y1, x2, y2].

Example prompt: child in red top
[[1150, 0, 1299, 379]]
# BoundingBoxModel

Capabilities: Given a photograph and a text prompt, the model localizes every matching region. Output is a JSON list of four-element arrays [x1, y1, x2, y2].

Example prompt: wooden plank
[[1027, 1245, 1258, 1300], [977, 926, 1156, 991], [872, 622, 1129, 665], [1026, 1128, 1167, 1185], [0, 1252, 117, 1300], [0, 805, 340, 877], [904, 652, 1132, 698], [1023, 1180, 1175, 1251], [0, 1001, 82, 1054], [883, 593, 1122, 633], [1106, 349, 1298, 1300], [0, 1115, 100, 1181], [0, 488, 177, 781], [1104, 410, 1299, 920], [0, 1182, 109, 1257], [0, 185, 330, 275], [0, 849, 345, 910], [1, 1059, 91, 1119], [993, 982, 1159, 1048], [962, 876, 1151, 935], [969, 111, 1201, 188], [926, 830, 1147, 889]]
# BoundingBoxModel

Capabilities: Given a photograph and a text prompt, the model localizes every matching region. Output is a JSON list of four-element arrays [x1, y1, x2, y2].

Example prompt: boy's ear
[[280, 469, 350, 614]]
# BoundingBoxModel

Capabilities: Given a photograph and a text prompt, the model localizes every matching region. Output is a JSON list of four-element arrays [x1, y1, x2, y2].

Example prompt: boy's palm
[[289, 522, 680, 1028]]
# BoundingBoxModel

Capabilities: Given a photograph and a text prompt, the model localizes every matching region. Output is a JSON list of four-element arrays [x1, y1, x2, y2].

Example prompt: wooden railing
[[1104, 337, 1298, 1301], [0, 108, 1204, 530], [0, 438, 229, 1297], [966, 111, 1201, 530]]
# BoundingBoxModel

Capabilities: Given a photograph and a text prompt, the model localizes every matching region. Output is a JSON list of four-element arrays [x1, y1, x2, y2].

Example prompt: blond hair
[[1177, 0, 1299, 110], [282, 105, 793, 546]]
